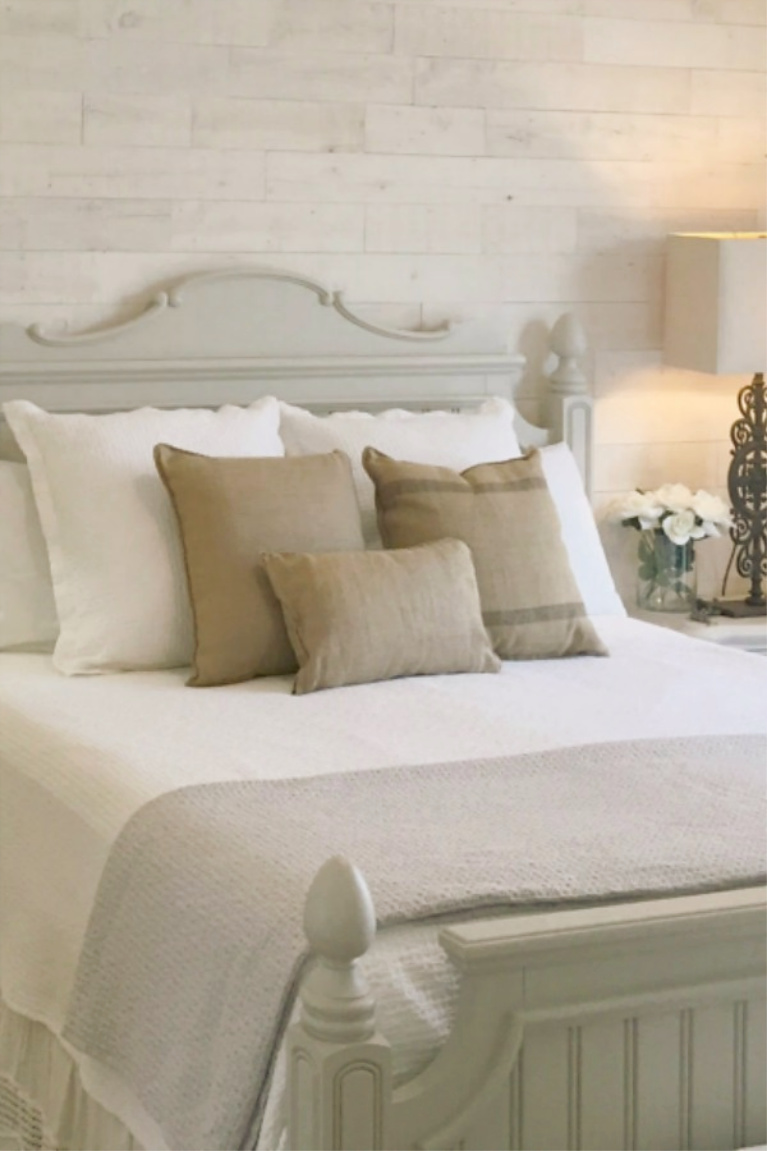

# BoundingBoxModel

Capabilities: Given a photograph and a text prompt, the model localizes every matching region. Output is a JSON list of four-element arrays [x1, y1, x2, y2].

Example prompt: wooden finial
[[300, 857, 378, 1045], [549, 312, 588, 396], [288, 858, 392, 1150], [303, 855, 376, 965]]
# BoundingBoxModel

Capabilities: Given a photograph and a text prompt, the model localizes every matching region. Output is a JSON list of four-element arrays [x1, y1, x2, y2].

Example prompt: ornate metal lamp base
[[723, 370, 766, 612]]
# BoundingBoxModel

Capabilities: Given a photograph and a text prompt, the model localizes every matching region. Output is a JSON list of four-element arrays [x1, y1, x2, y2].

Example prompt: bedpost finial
[[304, 855, 376, 964], [549, 312, 588, 396], [551, 312, 587, 358], [289, 858, 392, 1148]]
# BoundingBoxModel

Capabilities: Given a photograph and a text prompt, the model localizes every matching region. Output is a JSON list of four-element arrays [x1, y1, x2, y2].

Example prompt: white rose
[[654, 482, 694, 513], [613, 490, 663, 528], [690, 490, 732, 528], [661, 509, 698, 546]]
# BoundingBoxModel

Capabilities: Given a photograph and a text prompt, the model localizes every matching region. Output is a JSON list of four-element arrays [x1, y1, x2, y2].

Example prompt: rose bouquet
[[608, 484, 732, 612], [609, 483, 732, 544]]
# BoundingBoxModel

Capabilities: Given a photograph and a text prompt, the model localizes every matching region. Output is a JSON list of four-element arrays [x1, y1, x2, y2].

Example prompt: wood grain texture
[[0, 1, 763, 600]]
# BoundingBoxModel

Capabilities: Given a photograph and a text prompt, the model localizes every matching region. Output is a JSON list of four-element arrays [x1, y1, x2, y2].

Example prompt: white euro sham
[[3, 398, 284, 674], [279, 397, 522, 545]]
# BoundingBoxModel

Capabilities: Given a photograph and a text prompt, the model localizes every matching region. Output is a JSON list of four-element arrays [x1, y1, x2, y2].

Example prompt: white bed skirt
[[0, 999, 140, 1151]]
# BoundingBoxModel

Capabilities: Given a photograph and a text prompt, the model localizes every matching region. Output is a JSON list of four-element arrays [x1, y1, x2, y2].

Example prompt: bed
[[0, 267, 765, 1151]]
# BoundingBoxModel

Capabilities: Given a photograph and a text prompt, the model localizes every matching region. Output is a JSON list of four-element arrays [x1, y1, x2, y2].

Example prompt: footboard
[[287, 859, 767, 1151]]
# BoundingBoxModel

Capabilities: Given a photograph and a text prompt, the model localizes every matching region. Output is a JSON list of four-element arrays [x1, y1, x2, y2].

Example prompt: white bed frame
[[0, 268, 764, 1151]]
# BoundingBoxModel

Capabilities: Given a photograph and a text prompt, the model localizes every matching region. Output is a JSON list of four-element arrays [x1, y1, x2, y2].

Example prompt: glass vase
[[636, 529, 697, 613]]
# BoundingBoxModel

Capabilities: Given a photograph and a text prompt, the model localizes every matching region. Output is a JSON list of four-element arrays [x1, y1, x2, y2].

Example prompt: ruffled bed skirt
[[0, 999, 141, 1151]]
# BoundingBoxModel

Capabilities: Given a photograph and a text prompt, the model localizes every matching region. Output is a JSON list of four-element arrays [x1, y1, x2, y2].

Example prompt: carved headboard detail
[[0, 265, 593, 490]]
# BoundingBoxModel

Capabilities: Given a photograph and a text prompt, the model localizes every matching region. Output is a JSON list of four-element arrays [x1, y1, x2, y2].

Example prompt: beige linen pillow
[[154, 446, 365, 686], [263, 538, 501, 695], [363, 448, 607, 661]]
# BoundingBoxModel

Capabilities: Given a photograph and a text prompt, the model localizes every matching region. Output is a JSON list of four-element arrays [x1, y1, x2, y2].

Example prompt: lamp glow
[[664, 232, 766, 615]]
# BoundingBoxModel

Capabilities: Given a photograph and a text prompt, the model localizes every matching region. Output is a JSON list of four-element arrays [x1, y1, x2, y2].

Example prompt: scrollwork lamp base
[[718, 371, 766, 618]]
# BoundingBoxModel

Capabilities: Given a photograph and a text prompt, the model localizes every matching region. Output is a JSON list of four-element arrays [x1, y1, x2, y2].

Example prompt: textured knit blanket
[[62, 735, 767, 1151]]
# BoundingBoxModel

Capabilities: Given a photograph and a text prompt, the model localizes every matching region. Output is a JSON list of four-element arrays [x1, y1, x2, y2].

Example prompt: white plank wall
[[0, 0, 764, 598]]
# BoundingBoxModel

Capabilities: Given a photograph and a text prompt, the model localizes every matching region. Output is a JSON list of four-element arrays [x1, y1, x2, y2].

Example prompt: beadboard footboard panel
[[461, 992, 766, 1151], [289, 871, 767, 1151]]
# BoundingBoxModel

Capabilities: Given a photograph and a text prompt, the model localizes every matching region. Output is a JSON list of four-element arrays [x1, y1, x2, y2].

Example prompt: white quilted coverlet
[[0, 616, 765, 1149]]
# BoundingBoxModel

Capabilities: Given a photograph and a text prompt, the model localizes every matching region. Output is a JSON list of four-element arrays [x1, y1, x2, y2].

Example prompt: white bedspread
[[1, 616, 765, 1149]]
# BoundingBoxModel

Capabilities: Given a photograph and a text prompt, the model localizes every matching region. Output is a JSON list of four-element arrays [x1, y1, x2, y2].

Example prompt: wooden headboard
[[0, 266, 594, 491]]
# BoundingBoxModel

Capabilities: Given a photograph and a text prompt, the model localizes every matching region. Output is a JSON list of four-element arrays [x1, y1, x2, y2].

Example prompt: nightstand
[[632, 609, 767, 655]]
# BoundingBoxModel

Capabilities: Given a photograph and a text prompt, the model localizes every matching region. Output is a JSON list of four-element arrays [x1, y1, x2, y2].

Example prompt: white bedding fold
[[1, 616, 765, 1148], [63, 737, 767, 1150]]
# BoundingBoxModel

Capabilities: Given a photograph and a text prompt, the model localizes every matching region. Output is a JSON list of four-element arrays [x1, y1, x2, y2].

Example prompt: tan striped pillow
[[363, 447, 607, 661]]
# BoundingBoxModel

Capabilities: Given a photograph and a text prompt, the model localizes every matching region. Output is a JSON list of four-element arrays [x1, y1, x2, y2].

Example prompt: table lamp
[[664, 232, 766, 617]]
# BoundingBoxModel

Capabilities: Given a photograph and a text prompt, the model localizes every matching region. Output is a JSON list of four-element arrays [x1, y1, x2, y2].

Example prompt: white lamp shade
[[664, 233, 766, 375]]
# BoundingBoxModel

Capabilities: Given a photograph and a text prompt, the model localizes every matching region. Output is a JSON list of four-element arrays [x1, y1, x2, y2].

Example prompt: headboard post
[[546, 313, 594, 497]]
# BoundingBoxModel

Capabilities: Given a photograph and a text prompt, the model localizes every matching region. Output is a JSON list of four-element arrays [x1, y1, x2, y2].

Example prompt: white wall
[[0, 0, 764, 599]]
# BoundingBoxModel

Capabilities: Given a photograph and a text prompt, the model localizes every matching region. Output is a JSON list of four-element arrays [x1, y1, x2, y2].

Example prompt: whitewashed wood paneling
[[268, 0, 393, 55], [226, 49, 413, 103], [415, 60, 693, 113], [0, 91, 81, 144], [691, 67, 766, 114], [364, 104, 485, 156], [486, 109, 720, 161], [365, 205, 482, 254], [394, 8, 582, 62], [79, 0, 277, 46], [593, 441, 723, 495], [584, 0, 764, 20], [585, 16, 765, 69], [717, 117, 767, 162], [0, 34, 84, 90], [0, 1, 79, 37], [170, 202, 365, 253], [266, 153, 763, 210], [193, 98, 364, 152], [83, 94, 191, 147], [83, 39, 230, 95], [484, 206, 577, 253], [0, 145, 266, 200], [0, 0, 764, 600], [0, 198, 172, 251]]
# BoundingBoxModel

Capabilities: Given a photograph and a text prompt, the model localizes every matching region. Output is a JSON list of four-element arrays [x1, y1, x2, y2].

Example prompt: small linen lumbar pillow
[[363, 447, 607, 661], [279, 397, 521, 547], [155, 445, 366, 686], [263, 538, 501, 695], [0, 461, 58, 651], [4, 397, 284, 674]]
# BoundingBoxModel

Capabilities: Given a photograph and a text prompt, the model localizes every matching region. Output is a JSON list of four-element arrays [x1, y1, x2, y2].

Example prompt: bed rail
[[287, 858, 767, 1151]]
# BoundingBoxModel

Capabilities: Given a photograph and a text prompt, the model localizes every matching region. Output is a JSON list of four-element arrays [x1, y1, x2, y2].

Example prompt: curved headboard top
[[0, 264, 522, 376], [0, 265, 593, 488]]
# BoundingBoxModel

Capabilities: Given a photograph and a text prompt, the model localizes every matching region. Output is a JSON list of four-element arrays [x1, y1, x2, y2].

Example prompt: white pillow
[[0, 461, 58, 651], [539, 442, 626, 618], [280, 398, 521, 545], [4, 398, 284, 674]]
